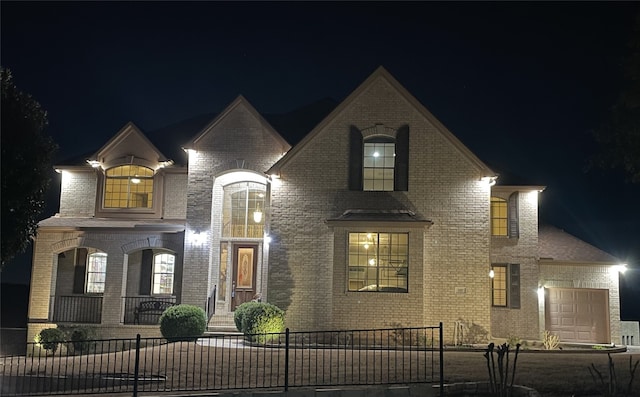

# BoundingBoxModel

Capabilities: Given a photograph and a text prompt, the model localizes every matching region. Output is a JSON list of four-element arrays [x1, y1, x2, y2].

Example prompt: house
[[26, 67, 624, 346]]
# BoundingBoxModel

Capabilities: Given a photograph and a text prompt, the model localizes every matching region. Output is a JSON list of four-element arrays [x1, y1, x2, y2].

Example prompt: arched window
[[222, 182, 266, 238], [104, 165, 154, 208]]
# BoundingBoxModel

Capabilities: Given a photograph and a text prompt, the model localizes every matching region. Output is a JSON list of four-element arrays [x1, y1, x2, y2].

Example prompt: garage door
[[545, 288, 610, 343]]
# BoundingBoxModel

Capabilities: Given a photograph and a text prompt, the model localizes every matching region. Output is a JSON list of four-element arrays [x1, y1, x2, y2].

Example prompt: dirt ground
[[2, 341, 638, 397]]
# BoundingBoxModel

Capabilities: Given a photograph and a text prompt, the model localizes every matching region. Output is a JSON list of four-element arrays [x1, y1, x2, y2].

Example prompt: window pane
[[348, 232, 408, 292], [363, 142, 395, 191], [222, 182, 266, 238], [104, 165, 154, 208], [153, 253, 175, 295], [86, 253, 107, 294], [491, 265, 507, 306], [491, 197, 508, 236]]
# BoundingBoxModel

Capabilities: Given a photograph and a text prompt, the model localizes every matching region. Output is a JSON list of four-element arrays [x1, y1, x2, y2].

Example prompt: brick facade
[[27, 67, 621, 347]]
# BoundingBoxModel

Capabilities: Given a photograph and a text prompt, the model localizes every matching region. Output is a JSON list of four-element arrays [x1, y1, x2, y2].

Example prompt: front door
[[231, 245, 258, 310]]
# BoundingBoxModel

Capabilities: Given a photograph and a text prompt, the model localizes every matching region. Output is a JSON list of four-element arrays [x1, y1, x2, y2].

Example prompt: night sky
[[2, 2, 639, 319]]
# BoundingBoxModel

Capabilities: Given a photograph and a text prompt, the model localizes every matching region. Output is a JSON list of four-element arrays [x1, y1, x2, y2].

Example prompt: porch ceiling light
[[253, 203, 263, 223]]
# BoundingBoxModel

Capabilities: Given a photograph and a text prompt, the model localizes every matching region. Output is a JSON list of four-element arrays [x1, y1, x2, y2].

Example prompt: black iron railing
[[0, 324, 444, 396], [122, 296, 177, 325], [50, 295, 102, 324], [207, 285, 217, 322]]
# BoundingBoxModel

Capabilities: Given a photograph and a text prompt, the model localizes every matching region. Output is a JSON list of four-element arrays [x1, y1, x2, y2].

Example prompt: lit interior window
[[104, 165, 154, 208], [490, 197, 508, 236], [348, 232, 408, 292]]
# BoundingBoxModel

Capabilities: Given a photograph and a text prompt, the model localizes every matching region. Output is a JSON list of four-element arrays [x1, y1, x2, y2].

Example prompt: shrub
[[233, 301, 262, 333], [69, 326, 96, 353], [36, 328, 65, 354], [159, 304, 207, 342], [542, 330, 560, 350], [241, 302, 285, 343]]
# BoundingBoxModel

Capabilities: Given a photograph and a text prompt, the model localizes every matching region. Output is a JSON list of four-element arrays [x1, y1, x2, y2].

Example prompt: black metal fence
[[0, 324, 443, 396]]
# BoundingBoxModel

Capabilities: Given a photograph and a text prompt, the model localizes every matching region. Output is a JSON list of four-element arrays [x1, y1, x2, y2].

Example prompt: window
[[86, 253, 107, 293], [348, 125, 409, 191], [104, 165, 154, 208], [363, 140, 395, 191], [152, 253, 175, 295], [222, 182, 266, 238], [491, 264, 520, 308], [491, 197, 507, 236], [348, 232, 408, 292]]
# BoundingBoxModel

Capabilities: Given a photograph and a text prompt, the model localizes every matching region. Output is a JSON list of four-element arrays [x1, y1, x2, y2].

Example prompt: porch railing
[[50, 295, 102, 324], [122, 296, 177, 325], [206, 285, 217, 321], [0, 324, 444, 396]]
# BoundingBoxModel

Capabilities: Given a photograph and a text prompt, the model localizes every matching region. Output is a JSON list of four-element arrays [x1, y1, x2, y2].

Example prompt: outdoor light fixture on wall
[[489, 269, 495, 278]]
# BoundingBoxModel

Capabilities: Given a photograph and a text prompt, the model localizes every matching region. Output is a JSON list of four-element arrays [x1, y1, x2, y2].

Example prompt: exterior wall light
[[489, 269, 495, 278], [480, 176, 498, 187], [189, 229, 205, 246], [264, 234, 272, 244], [610, 264, 627, 274], [87, 160, 101, 168]]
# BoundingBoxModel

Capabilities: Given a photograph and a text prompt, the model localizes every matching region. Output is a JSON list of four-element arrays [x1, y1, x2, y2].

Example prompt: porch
[[49, 295, 178, 325]]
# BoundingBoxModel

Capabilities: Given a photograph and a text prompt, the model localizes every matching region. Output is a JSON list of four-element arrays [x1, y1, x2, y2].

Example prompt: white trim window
[[152, 253, 175, 295], [86, 253, 107, 293]]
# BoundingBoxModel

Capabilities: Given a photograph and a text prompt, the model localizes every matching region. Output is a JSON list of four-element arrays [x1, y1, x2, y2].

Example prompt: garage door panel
[[545, 288, 610, 343]]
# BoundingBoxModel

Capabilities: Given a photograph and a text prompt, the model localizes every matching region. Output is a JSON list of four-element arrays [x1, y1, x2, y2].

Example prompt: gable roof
[[538, 224, 619, 263], [184, 95, 290, 150], [268, 66, 495, 176], [90, 122, 170, 166]]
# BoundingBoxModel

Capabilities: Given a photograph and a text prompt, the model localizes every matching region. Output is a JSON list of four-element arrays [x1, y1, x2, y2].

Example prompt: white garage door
[[545, 288, 610, 343]]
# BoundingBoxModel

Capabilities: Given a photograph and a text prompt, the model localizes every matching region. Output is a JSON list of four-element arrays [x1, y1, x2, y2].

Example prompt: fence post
[[439, 322, 444, 397], [133, 334, 141, 397], [284, 328, 290, 391]]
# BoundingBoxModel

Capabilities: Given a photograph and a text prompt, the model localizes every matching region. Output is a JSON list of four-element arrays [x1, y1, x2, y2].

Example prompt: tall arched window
[[222, 182, 266, 238], [104, 165, 154, 208]]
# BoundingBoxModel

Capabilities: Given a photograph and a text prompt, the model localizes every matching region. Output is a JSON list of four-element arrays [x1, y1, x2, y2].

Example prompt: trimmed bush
[[233, 301, 262, 333], [69, 326, 96, 353], [241, 302, 285, 343], [37, 328, 65, 353], [159, 304, 207, 342]]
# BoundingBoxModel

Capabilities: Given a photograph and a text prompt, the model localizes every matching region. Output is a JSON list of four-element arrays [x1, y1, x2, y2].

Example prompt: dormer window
[[104, 165, 154, 208]]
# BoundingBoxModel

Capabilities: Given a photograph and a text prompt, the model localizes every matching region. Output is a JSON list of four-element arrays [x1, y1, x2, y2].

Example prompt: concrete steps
[[207, 312, 240, 334]]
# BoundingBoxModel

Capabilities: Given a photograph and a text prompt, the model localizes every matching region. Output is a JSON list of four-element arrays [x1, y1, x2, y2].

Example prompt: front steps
[[207, 312, 241, 334]]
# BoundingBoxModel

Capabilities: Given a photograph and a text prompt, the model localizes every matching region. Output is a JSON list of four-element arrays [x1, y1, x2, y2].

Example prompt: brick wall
[[59, 170, 97, 216], [182, 101, 289, 309], [269, 77, 492, 338], [490, 189, 540, 340]]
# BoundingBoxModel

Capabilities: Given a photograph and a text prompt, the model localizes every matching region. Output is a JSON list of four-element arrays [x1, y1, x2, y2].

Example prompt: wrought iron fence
[[50, 295, 102, 324], [0, 324, 443, 396]]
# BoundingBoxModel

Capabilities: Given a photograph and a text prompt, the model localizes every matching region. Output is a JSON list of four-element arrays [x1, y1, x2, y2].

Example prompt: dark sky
[[2, 2, 639, 318]]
